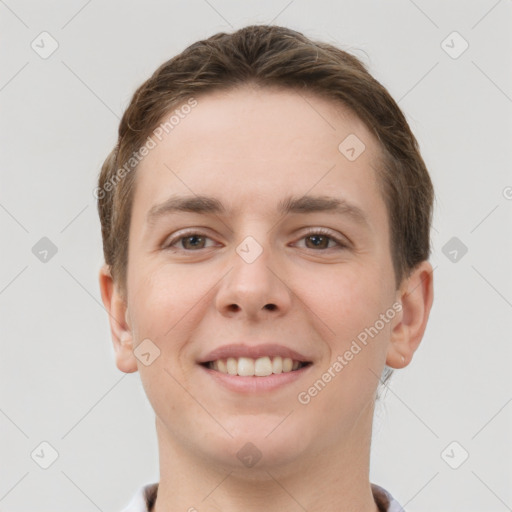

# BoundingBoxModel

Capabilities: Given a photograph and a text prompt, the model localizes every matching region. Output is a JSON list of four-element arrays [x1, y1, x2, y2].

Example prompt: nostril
[[264, 304, 277, 311]]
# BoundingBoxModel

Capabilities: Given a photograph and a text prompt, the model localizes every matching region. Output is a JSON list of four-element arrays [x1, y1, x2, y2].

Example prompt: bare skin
[[100, 85, 433, 512]]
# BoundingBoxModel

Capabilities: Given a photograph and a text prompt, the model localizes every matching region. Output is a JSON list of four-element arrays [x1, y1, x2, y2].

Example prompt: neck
[[153, 402, 380, 512]]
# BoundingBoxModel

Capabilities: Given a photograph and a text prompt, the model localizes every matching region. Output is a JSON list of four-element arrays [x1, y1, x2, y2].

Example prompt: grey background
[[1, 0, 511, 510]]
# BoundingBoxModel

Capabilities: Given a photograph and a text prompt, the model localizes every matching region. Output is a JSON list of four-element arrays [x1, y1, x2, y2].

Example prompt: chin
[[201, 419, 310, 471]]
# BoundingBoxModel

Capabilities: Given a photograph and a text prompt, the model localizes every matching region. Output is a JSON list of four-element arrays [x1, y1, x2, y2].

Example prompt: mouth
[[200, 356, 313, 377], [196, 343, 315, 393]]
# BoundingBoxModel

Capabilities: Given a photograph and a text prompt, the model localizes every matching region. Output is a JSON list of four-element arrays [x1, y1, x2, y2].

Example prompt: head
[[98, 25, 433, 472]]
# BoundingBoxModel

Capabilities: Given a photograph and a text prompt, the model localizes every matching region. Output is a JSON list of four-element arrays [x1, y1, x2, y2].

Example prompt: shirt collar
[[122, 482, 406, 512]]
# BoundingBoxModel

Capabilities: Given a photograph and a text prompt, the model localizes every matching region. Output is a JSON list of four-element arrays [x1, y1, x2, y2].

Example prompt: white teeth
[[208, 355, 305, 376], [254, 356, 273, 376], [272, 356, 283, 374], [237, 357, 255, 376], [282, 357, 293, 372], [217, 359, 227, 373], [226, 357, 237, 375]]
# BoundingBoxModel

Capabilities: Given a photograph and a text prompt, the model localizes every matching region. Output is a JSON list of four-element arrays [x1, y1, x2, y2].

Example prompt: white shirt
[[120, 482, 406, 511]]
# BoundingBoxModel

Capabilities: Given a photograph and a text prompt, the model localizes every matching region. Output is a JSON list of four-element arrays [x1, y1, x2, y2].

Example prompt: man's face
[[120, 86, 401, 469]]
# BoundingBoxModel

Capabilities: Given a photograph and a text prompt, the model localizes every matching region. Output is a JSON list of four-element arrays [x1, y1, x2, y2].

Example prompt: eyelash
[[163, 228, 349, 252]]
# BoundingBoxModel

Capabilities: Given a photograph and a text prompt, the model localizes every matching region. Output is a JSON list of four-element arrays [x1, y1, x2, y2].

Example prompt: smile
[[203, 356, 311, 377]]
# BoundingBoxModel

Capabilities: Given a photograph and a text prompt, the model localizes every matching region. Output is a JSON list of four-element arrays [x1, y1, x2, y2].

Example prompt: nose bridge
[[215, 230, 292, 318]]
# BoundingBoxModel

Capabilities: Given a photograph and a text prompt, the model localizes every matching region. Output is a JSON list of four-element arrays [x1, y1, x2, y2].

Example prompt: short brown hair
[[97, 24, 434, 302]]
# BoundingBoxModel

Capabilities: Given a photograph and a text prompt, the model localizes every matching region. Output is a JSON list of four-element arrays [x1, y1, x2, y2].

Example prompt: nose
[[214, 238, 293, 321]]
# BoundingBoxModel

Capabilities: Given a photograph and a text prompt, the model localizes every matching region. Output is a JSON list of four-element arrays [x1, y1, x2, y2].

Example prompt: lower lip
[[199, 364, 313, 393]]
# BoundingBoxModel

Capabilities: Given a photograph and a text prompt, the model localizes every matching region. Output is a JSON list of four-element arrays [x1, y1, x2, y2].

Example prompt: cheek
[[127, 266, 211, 413], [317, 269, 392, 396], [297, 263, 388, 346], [128, 262, 212, 343], [297, 262, 392, 405]]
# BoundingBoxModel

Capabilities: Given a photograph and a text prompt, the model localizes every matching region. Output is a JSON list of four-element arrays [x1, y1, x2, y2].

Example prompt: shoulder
[[120, 482, 158, 512], [371, 483, 406, 512]]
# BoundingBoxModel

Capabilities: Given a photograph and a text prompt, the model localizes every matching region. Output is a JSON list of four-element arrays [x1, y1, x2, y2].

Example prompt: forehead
[[131, 86, 386, 227]]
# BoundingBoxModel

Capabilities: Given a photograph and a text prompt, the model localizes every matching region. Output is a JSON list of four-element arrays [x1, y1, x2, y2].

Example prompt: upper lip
[[197, 343, 312, 364]]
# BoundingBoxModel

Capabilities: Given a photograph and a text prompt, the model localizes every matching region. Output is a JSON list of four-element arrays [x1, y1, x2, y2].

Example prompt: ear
[[98, 264, 138, 373], [386, 260, 434, 368]]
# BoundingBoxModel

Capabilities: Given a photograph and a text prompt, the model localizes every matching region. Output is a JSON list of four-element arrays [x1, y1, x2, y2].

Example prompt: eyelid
[[293, 227, 350, 249], [162, 227, 219, 250], [163, 227, 350, 251]]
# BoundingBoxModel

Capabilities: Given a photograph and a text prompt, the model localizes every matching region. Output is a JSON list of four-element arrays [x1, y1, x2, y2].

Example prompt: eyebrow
[[146, 194, 370, 227]]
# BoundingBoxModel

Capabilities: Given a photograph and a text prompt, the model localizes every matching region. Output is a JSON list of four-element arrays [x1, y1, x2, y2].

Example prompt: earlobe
[[98, 265, 138, 374], [386, 260, 434, 369]]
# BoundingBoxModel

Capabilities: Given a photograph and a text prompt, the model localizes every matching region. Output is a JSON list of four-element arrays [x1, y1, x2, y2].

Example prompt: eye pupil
[[183, 235, 205, 249], [306, 235, 329, 249]]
